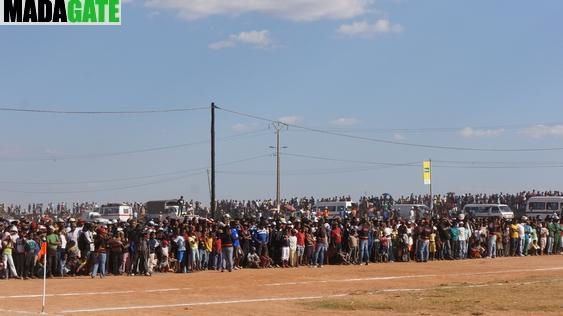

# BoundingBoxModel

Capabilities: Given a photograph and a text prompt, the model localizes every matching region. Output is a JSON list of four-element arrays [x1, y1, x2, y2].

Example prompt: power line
[[0, 106, 208, 114], [0, 171, 207, 194], [0, 153, 270, 187], [284, 152, 563, 169], [282, 152, 420, 167], [0, 129, 270, 162], [216, 106, 563, 152]]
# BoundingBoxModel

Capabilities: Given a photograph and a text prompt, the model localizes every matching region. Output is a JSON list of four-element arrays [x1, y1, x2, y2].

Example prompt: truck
[[144, 200, 186, 220]]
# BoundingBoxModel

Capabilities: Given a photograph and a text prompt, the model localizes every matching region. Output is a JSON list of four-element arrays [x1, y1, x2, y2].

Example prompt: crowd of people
[[1, 191, 562, 280]]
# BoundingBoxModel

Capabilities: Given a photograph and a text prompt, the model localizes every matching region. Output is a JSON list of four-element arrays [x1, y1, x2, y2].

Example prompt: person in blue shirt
[[253, 224, 269, 258], [230, 222, 242, 270]]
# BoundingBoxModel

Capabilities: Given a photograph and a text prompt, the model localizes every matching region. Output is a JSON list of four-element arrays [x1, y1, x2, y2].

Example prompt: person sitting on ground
[[246, 247, 261, 269]]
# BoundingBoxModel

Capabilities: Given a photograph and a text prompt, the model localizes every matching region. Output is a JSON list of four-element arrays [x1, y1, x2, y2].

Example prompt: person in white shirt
[[59, 229, 67, 276], [288, 230, 298, 267], [458, 223, 467, 259], [517, 222, 526, 256]]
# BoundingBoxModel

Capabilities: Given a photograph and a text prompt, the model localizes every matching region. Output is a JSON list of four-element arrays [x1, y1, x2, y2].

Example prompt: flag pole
[[41, 240, 47, 314]]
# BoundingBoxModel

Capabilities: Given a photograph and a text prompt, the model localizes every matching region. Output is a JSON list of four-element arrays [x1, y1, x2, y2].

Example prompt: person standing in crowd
[[198, 230, 209, 271], [517, 219, 526, 256], [58, 224, 67, 276], [241, 224, 252, 268], [254, 224, 269, 259], [107, 233, 123, 275], [304, 226, 315, 266], [439, 219, 452, 260], [45, 226, 60, 278], [418, 220, 431, 263], [148, 232, 159, 275], [289, 229, 298, 267], [487, 219, 498, 258], [230, 222, 242, 270], [220, 228, 234, 273], [314, 220, 328, 268], [136, 232, 150, 276], [296, 226, 305, 266], [23, 232, 38, 279], [187, 231, 199, 272], [174, 232, 186, 273], [212, 232, 222, 271], [79, 223, 94, 267], [281, 227, 290, 268], [14, 228, 25, 278], [450, 222, 460, 259], [539, 223, 548, 255], [91, 227, 108, 279], [331, 222, 342, 254], [458, 222, 467, 259], [2, 233, 19, 279], [358, 219, 370, 265]]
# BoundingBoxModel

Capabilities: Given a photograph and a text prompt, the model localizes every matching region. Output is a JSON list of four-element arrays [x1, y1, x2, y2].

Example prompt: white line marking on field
[[264, 266, 563, 286], [0, 288, 191, 299], [60, 278, 563, 314], [0, 308, 49, 315], [60, 295, 341, 313]]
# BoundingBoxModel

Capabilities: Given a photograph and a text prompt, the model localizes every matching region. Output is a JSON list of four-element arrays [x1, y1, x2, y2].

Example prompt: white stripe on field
[[264, 266, 563, 286], [60, 295, 344, 313], [60, 279, 562, 314], [0, 288, 191, 299]]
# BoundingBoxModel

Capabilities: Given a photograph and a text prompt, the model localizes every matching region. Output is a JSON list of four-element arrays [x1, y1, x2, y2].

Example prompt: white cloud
[[459, 127, 505, 138], [232, 123, 251, 132], [393, 133, 405, 140], [209, 30, 272, 50], [337, 19, 402, 37], [330, 117, 359, 126], [145, 0, 369, 21], [522, 124, 563, 138], [279, 116, 303, 125]]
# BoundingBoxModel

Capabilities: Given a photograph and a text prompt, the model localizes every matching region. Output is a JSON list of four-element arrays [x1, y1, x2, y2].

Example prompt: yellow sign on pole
[[423, 160, 432, 185]]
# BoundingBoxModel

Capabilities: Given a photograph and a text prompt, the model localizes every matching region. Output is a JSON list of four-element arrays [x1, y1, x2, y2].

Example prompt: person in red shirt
[[331, 223, 343, 253], [296, 228, 305, 266]]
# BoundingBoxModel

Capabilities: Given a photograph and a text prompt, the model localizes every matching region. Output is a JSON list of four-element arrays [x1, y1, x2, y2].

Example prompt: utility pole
[[270, 122, 287, 213], [210, 103, 216, 219]]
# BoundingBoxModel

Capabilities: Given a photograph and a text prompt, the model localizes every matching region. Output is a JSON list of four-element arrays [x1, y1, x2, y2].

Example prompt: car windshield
[[500, 206, 512, 213]]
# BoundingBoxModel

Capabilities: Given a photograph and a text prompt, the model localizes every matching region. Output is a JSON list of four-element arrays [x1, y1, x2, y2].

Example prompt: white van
[[462, 204, 514, 220], [391, 204, 431, 220], [526, 196, 563, 219], [80, 211, 111, 224], [314, 201, 354, 218], [100, 203, 133, 222]]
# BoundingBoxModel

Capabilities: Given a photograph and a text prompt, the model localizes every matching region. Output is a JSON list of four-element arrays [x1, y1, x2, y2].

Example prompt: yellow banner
[[423, 160, 432, 185]]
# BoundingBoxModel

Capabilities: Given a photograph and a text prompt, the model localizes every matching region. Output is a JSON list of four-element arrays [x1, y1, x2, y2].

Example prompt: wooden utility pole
[[210, 103, 216, 219]]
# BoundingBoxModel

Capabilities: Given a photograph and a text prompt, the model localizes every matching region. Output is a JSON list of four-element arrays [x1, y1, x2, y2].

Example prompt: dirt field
[[1, 256, 562, 315]]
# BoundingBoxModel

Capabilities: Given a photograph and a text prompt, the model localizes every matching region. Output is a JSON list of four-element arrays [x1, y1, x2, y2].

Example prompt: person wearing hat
[[2, 232, 19, 279], [46, 226, 60, 278], [91, 227, 109, 279]]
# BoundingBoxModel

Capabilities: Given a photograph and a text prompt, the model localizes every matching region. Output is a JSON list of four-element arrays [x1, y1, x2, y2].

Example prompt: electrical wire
[[0, 154, 270, 187], [0, 129, 270, 162], [0, 106, 208, 114], [216, 106, 563, 152], [0, 171, 207, 194]]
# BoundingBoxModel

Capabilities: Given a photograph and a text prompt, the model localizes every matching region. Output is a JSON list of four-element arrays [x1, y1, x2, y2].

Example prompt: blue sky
[[1, 0, 563, 205]]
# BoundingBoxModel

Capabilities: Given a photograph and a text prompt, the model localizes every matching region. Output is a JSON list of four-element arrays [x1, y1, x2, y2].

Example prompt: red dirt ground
[[1, 255, 562, 315]]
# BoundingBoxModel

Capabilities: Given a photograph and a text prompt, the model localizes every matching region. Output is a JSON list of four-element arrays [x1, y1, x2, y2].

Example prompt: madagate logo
[[1, 0, 121, 25]]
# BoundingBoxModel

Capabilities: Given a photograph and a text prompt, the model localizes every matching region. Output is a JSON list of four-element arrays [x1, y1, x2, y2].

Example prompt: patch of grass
[[303, 299, 394, 311]]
